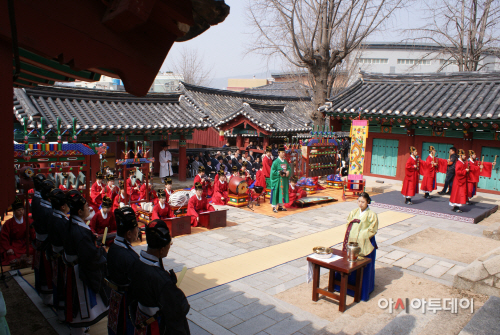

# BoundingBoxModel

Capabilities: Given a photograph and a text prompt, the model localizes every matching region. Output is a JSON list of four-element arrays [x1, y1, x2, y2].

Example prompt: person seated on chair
[[129, 220, 191, 335], [192, 166, 213, 197], [0, 198, 34, 266], [212, 170, 229, 206], [337, 192, 378, 302], [106, 207, 139, 335], [90, 196, 117, 237], [139, 175, 158, 205], [284, 176, 307, 208], [151, 190, 174, 220], [164, 177, 174, 203], [113, 181, 129, 212], [187, 183, 215, 227]]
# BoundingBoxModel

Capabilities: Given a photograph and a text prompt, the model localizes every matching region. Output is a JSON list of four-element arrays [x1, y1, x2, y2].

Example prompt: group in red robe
[[420, 147, 439, 198], [401, 147, 421, 205], [212, 171, 229, 205], [187, 183, 215, 227], [126, 175, 142, 203], [89, 172, 105, 212], [104, 175, 119, 203], [284, 178, 307, 208], [466, 151, 481, 204], [151, 190, 175, 220], [450, 150, 469, 212], [0, 199, 34, 265], [112, 181, 128, 212], [192, 166, 213, 197]]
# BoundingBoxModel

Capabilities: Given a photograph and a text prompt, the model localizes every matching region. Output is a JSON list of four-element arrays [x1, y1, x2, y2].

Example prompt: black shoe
[[278, 206, 284, 211], [466, 201, 472, 206], [273, 207, 278, 213], [445, 192, 452, 195], [424, 193, 430, 199], [438, 191, 446, 195], [281, 208, 287, 211], [407, 200, 413, 205]]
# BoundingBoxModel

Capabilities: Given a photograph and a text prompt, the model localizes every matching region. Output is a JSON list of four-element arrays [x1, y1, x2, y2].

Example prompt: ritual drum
[[169, 190, 192, 207], [228, 176, 248, 195]]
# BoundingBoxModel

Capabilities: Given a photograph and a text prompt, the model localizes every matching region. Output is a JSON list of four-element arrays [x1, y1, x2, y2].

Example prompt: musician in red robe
[[284, 176, 307, 208], [89, 196, 117, 236], [151, 190, 174, 220], [58, 172, 73, 191], [255, 168, 266, 189], [241, 162, 253, 186], [187, 183, 215, 227], [140, 176, 158, 205], [466, 150, 481, 205], [420, 146, 439, 199], [212, 170, 229, 205], [450, 149, 469, 213], [229, 166, 239, 182], [401, 146, 420, 205], [262, 146, 273, 182], [164, 177, 173, 203], [126, 171, 141, 203], [104, 175, 119, 203], [112, 181, 128, 212], [0, 198, 34, 265], [90, 171, 105, 212], [192, 166, 213, 197]]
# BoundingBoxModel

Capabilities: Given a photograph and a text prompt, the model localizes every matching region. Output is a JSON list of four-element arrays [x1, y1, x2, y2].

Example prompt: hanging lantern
[[219, 130, 225, 141]]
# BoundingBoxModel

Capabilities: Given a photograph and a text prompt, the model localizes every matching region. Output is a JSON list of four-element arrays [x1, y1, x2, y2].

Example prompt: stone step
[[458, 296, 500, 335]]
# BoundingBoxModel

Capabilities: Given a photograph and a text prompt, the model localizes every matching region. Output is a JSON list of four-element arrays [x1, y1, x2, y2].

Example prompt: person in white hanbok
[[159, 143, 173, 178]]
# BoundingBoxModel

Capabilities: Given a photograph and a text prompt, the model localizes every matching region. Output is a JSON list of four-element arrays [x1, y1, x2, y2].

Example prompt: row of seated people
[[25, 173, 191, 334]]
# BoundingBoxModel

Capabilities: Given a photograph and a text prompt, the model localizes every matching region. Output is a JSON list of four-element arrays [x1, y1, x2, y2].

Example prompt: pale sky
[[160, 0, 427, 88]]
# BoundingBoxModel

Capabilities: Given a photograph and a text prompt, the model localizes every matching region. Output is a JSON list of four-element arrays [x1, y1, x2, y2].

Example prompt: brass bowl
[[313, 246, 332, 255]]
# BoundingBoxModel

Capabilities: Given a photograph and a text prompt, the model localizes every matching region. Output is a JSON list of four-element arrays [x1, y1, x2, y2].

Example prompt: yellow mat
[[179, 210, 414, 297]]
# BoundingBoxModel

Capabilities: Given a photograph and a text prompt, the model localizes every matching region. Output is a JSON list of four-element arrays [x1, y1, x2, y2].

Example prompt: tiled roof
[[320, 71, 500, 120], [13, 86, 213, 131], [180, 83, 314, 133], [241, 81, 313, 97]]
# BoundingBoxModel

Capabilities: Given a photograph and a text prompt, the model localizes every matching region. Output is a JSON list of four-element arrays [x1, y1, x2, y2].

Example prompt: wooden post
[[179, 135, 187, 182], [236, 134, 243, 149], [263, 136, 270, 150]]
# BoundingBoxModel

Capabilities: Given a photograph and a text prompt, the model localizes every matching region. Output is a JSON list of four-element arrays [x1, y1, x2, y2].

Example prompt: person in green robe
[[270, 144, 291, 213], [336, 192, 378, 301]]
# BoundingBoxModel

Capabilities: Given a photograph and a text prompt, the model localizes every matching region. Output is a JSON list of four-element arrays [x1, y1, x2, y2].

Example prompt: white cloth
[[306, 253, 342, 283], [159, 150, 173, 178]]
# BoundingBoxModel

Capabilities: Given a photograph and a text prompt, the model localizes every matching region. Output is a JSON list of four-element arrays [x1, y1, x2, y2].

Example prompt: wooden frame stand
[[300, 185, 316, 195], [228, 193, 248, 207]]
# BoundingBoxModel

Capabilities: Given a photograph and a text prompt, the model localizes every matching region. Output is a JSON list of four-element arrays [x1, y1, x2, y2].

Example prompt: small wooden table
[[199, 210, 227, 229], [307, 249, 371, 312]]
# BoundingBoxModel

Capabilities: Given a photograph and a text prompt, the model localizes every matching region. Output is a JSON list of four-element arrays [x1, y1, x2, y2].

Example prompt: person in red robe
[[187, 183, 215, 227], [151, 190, 175, 220], [262, 146, 273, 189], [466, 150, 481, 205], [164, 177, 174, 203], [126, 171, 141, 203], [192, 166, 213, 197], [112, 181, 128, 212], [89, 171, 105, 212], [240, 163, 253, 186], [58, 172, 73, 191], [229, 166, 239, 182], [450, 149, 469, 212], [104, 175, 119, 204], [212, 170, 229, 205], [284, 176, 307, 208], [401, 146, 421, 205], [420, 146, 439, 199], [0, 198, 34, 266], [140, 176, 158, 205], [89, 196, 117, 236]]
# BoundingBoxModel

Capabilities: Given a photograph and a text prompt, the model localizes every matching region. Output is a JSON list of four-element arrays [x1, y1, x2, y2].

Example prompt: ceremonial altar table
[[307, 249, 371, 312]]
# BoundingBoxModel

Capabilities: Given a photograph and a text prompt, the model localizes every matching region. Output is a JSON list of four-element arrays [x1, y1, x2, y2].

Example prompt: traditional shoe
[[278, 206, 284, 211], [438, 191, 446, 195], [273, 207, 278, 213], [281, 208, 287, 211], [466, 201, 472, 205], [407, 201, 413, 205], [424, 193, 430, 199], [445, 192, 452, 195]]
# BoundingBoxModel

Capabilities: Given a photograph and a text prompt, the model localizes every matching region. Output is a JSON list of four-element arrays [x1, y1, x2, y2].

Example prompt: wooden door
[[478, 147, 500, 192], [371, 138, 399, 177]]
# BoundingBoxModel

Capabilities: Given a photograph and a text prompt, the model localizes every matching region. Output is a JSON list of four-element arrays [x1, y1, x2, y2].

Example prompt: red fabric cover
[[187, 196, 214, 227], [212, 180, 229, 205], [284, 185, 307, 208], [151, 202, 174, 220], [401, 156, 419, 197], [450, 160, 468, 205], [421, 155, 438, 192], [262, 155, 272, 178], [89, 210, 117, 234], [0, 217, 34, 265]]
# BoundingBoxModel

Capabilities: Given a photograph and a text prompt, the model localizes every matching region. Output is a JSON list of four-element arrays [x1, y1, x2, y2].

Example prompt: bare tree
[[247, 0, 405, 125], [407, 0, 500, 71], [171, 47, 214, 86]]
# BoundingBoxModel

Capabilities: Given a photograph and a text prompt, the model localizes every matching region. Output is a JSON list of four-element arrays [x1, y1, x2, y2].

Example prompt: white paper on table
[[306, 254, 342, 283]]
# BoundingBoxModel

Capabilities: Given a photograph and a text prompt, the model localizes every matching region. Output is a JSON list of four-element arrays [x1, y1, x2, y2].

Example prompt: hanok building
[[180, 83, 315, 151], [13, 86, 215, 181], [320, 71, 500, 194]]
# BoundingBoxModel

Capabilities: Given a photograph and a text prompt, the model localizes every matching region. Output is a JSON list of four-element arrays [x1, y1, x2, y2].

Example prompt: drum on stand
[[228, 176, 248, 195]]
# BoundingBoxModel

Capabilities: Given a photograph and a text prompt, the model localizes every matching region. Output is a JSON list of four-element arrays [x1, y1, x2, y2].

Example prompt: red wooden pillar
[[0, 40, 14, 213], [90, 154, 100, 183], [263, 136, 269, 150], [236, 135, 243, 149], [179, 135, 187, 181]]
